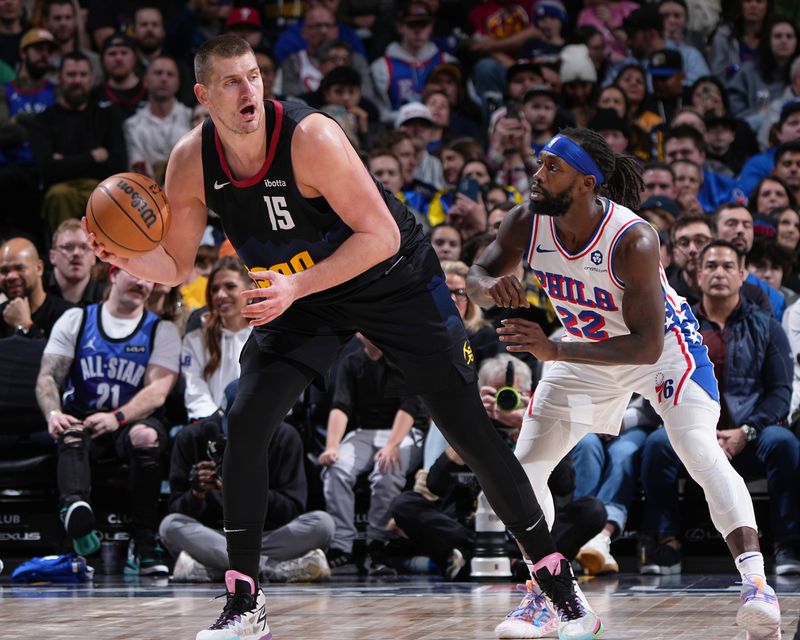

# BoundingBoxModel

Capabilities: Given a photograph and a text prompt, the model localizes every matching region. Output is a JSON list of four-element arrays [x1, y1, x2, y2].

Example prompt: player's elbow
[[639, 335, 664, 364], [379, 224, 401, 260]]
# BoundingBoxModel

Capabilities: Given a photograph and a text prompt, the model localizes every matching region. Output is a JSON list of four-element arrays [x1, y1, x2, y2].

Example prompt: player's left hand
[[241, 269, 299, 326], [83, 411, 120, 438], [497, 318, 559, 360]]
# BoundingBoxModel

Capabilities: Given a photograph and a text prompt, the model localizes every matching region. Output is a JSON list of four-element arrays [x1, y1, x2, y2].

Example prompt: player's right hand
[[81, 216, 128, 267], [485, 274, 530, 308]]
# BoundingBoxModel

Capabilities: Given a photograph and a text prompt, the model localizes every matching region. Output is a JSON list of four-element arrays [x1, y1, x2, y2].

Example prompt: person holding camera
[[160, 381, 335, 583], [391, 354, 605, 586]]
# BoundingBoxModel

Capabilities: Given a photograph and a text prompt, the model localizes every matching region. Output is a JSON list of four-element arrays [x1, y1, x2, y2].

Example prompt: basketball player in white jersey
[[468, 128, 782, 640]]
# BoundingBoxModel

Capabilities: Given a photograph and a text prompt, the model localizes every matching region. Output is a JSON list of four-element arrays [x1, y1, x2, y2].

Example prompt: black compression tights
[[222, 352, 317, 583], [420, 371, 556, 560]]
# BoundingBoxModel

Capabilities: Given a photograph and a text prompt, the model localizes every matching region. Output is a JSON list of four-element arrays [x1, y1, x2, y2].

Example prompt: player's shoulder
[[171, 123, 203, 161], [165, 125, 204, 195]]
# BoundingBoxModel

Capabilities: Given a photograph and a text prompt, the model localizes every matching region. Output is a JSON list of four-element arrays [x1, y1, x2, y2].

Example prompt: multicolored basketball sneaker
[[534, 553, 603, 640], [495, 580, 558, 638], [737, 573, 781, 640], [196, 570, 271, 640]]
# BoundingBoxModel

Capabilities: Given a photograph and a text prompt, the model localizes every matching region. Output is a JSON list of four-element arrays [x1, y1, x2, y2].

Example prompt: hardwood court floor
[[1, 574, 799, 639]]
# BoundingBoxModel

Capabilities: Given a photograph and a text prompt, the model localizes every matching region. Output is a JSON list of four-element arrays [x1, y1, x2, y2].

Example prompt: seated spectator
[[672, 158, 705, 214], [588, 107, 631, 154], [705, 113, 750, 175], [422, 63, 483, 141], [614, 63, 662, 135], [36, 266, 181, 574], [559, 44, 598, 128], [318, 65, 379, 150], [758, 58, 800, 151], [774, 141, 800, 203], [428, 137, 486, 226], [370, 2, 455, 125], [319, 334, 427, 575], [147, 282, 190, 335], [748, 237, 799, 307], [0, 236, 73, 338], [578, 0, 638, 61], [274, 0, 367, 66], [0, 0, 25, 70], [664, 125, 739, 212], [160, 384, 335, 583], [715, 203, 786, 319], [367, 148, 430, 232], [422, 88, 452, 154], [641, 161, 678, 201], [708, 0, 768, 80], [521, 0, 566, 62], [2, 28, 57, 116], [738, 100, 800, 197], [748, 175, 797, 218], [224, 6, 266, 50], [430, 223, 462, 262], [773, 205, 800, 254], [394, 354, 605, 581], [374, 128, 437, 208], [640, 240, 800, 576], [90, 34, 146, 120], [521, 84, 558, 155], [647, 48, 687, 124], [727, 19, 799, 134], [46, 218, 103, 306], [638, 195, 679, 235], [441, 260, 499, 367], [30, 51, 126, 233], [123, 55, 192, 180], [181, 257, 251, 422], [253, 45, 281, 100], [667, 213, 714, 304], [572, 395, 660, 575], [396, 102, 445, 190], [179, 245, 217, 312], [295, 39, 376, 108]]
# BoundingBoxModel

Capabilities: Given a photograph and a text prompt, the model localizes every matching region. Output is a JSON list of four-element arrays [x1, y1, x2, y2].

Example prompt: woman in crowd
[[430, 223, 463, 262], [180, 257, 252, 421], [710, 0, 772, 78], [615, 64, 662, 135], [749, 175, 797, 217]]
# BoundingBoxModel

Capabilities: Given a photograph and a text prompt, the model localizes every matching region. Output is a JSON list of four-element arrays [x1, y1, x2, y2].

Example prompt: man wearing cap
[[225, 6, 266, 49], [1, 29, 57, 119], [520, 0, 566, 62], [706, 113, 748, 175], [648, 48, 687, 122], [424, 63, 483, 140], [43, 0, 102, 84], [369, 1, 456, 125], [396, 101, 445, 190], [612, 4, 709, 88], [90, 33, 145, 119], [588, 108, 630, 154], [30, 51, 127, 232], [522, 84, 558, 154], [738, 100, 800, 196]]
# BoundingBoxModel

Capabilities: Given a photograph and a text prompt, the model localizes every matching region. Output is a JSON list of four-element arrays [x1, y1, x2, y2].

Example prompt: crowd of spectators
[[3, 0, 800, 583]]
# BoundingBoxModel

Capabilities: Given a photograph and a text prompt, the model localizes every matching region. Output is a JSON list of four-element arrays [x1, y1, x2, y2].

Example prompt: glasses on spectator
[[55, 243, 92, 254], [449, 287, 467, 299], [306, 22, 335, 30], [673, 235, 712, 250]]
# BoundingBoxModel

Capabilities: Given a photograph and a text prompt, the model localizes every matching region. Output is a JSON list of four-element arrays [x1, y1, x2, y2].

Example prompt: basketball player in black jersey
[[83, 35, 596, 640]]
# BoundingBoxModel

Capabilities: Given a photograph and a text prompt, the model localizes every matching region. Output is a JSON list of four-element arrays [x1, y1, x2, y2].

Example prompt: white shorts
[[527, 331, 719, 435]]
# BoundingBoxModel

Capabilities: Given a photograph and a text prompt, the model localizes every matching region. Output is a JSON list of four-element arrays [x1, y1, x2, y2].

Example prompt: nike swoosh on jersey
[[214, 180, 231, 190], [535, 244, 556, 253]]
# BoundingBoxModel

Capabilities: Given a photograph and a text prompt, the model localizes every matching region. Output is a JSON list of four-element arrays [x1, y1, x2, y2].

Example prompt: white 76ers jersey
[[525, 198, 718, 403]]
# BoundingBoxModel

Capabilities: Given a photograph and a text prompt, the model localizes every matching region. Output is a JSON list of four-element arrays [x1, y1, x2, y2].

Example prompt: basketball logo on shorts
[[463, 340, 474, 366], [655, 372, 674, 402]]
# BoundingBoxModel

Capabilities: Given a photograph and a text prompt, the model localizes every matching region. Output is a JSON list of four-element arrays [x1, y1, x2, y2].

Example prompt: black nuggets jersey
[[201, 100, 426, 302]]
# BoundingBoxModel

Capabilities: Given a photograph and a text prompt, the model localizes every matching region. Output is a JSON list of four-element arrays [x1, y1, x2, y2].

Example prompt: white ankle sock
[[736, 551, 766, 580]]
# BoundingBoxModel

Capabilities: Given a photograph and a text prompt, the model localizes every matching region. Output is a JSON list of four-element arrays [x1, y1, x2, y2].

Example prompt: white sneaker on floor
[[171, 551, 211, 583], [262, 549, 331, 583], [495, 580, 558, 638], [576, 533, 618, 575], [196, 571, 270, 640], [738, 573, 782, 640]]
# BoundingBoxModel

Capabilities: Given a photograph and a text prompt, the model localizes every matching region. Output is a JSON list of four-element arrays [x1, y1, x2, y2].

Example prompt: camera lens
[[496, 387, 521, 412]]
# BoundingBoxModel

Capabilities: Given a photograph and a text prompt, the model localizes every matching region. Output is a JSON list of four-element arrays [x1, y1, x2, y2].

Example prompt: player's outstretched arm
[[498, 223, 665, 364], [288, 114, 401, 298], [467, 203, 531, 308]]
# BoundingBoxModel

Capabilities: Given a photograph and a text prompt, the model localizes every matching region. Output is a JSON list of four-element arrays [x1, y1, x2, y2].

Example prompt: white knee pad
[[515, 417, 578, 529], [667, 421, 757, 538]]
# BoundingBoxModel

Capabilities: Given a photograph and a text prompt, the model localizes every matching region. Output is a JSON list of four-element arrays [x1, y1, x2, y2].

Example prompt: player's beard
[[530, 182, 573, 217]]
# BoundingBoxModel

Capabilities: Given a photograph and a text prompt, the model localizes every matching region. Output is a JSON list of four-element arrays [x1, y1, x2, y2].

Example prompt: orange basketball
[[85, 172, 171, 257]]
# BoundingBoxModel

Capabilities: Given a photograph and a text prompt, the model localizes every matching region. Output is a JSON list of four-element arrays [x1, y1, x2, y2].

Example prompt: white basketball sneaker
[[495, 580, 558, 638], [196, 570, 271, 640], [737, 573, 781, 640], [534, 553, 603, 640], [576, 533, 619, 575]]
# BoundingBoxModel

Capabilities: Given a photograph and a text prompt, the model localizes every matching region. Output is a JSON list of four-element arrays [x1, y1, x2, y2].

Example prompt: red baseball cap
[[226, 7, 262, 30]]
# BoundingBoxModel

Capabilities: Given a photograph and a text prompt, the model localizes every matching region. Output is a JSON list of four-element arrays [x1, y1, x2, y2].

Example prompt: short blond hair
[[440, 260, 489, 332], [52, 218, 83, 246]]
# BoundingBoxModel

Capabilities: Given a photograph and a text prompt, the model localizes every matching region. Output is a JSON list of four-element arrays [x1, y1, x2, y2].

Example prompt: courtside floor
[[1, 573, 799, 639]]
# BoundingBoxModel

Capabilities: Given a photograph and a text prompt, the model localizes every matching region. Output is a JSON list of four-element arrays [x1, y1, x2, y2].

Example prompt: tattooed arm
[[36, 353, 82, 438]]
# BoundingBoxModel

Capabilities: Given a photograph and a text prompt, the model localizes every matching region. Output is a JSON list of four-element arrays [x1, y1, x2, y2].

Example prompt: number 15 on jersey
[[264, 196, 295, 231]]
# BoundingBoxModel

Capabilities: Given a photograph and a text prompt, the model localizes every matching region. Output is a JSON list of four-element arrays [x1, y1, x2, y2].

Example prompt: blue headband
[[542, 134, 605, 185]]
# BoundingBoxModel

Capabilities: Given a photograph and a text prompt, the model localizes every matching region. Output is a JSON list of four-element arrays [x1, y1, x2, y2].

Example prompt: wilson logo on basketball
[[117, 179, 157, 228]]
